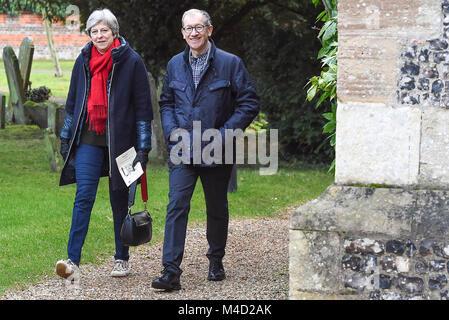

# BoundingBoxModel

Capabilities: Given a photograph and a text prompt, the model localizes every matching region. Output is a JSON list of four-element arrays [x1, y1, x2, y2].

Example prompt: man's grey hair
[[182, 9, 212, 27], [86, 8, 119, 36]]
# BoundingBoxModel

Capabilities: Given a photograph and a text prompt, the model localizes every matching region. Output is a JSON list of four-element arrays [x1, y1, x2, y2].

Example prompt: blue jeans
[[67, 143, 129, 265], [162, 163, 233, 275]]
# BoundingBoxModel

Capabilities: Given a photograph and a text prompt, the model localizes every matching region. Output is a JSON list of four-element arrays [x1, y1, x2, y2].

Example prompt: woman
[[55, 8, 153, 283]]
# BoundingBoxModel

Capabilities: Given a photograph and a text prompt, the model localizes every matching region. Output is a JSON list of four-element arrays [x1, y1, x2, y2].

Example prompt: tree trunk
[[149, 73, 168, 161]]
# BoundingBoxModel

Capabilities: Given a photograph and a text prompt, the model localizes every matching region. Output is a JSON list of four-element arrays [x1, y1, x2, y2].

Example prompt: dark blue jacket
[[159, 39, 259, 165], [59, 36, 153, 190]]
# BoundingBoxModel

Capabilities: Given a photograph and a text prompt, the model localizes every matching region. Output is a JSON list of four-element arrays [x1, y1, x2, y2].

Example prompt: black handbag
[[120, 169, 152, 246]]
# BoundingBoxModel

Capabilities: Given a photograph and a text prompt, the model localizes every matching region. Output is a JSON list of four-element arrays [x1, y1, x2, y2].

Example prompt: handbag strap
[[140, 168, 148, 207], [127, 168, 148, 210]]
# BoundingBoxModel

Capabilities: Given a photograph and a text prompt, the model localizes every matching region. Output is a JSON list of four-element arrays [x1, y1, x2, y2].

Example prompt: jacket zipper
[[63, 65, 88, 168], [107, 63, 116, 177]]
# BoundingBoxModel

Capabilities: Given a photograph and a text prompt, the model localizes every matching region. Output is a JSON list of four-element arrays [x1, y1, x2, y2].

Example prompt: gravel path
[[1, 214, 289, 300]]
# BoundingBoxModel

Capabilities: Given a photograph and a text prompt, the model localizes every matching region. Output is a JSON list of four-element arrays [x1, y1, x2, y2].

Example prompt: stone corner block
[[335, 102, 421, 187]]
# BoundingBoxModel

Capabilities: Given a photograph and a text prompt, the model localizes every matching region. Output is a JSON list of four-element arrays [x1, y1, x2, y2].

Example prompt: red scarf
[[86, 37, 120, 135]]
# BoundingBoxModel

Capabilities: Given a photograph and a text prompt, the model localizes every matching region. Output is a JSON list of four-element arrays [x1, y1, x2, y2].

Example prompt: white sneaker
[[111, 259, 131, 277], [55, 259, 80, 285]]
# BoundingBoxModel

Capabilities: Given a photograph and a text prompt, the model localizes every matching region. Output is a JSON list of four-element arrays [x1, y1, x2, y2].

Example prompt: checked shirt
[[189, 42, 211, 88]]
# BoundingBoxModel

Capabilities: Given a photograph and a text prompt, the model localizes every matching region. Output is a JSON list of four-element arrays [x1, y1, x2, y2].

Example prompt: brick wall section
[[0, 12, 90, 60]]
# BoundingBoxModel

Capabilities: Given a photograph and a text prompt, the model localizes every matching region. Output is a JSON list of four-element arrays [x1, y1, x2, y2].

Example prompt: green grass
[[0, 59, 75, 103], [27, 60, 76, 72], [0, 125, 333, 294]]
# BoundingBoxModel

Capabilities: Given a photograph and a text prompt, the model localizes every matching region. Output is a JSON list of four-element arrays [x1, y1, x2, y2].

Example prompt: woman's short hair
[[86, 8, 119, 36], [182, 9, 212, 27]]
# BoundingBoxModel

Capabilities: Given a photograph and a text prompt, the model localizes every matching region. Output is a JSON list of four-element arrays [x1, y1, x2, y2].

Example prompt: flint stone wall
[[290, 186, 449, 300]]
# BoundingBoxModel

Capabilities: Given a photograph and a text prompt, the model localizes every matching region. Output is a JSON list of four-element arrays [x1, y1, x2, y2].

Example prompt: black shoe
[[208, 260, 226, 281], [151, 269, 181, 291]]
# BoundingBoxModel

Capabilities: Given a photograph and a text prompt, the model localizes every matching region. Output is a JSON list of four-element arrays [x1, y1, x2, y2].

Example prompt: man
[[151, 9, 259, 291]]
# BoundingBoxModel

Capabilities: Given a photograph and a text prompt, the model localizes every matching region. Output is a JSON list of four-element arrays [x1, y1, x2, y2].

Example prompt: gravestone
[[44, 102, 62, 172], [22, 100, 66, 172], [2, 37, 34, 124], [3, 46, 26, 124], [42, 8, 63, 77], [18, 37, 34, 93], [289, 0, 449, 300], [23, 100, 65, 131]]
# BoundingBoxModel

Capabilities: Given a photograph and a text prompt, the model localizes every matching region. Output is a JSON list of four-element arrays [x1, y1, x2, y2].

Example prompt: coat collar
[[183, 38, 217, 66]]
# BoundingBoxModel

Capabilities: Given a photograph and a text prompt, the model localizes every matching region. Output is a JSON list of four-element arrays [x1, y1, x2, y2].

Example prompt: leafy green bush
[[25, 86, 51, 103], [307, 0, 337, 171]]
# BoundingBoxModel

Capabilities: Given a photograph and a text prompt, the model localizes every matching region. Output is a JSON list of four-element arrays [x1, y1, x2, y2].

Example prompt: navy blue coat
[[159, 39, 259, 165], [59, 37, 153, 190]]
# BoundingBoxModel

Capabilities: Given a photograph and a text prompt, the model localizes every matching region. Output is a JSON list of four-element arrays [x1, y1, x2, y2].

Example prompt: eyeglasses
[[90, 28, 111, 37], [182, 24, 209, 34]]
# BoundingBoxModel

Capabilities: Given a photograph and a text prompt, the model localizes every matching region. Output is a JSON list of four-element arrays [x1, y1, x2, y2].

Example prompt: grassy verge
[[0, 125, 333, 294]]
